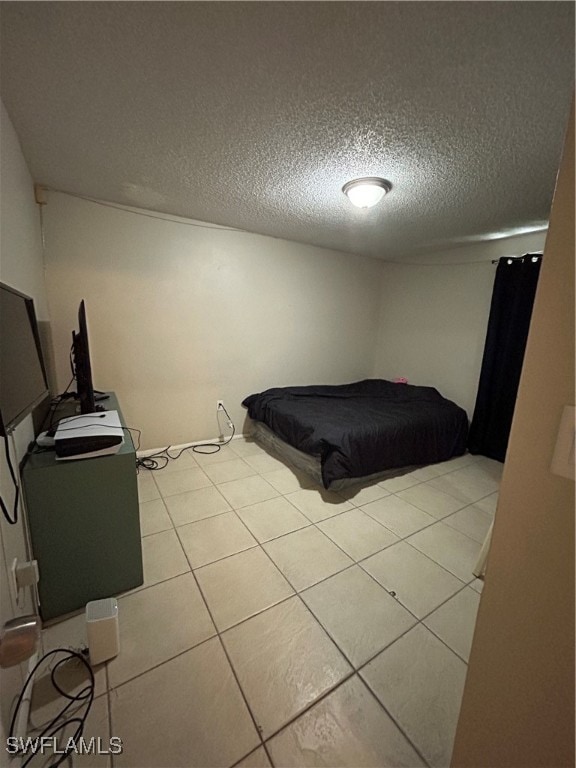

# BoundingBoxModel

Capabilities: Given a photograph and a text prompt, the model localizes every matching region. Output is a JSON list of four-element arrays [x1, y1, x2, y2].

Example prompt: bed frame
[[249, 420, 421, 491]]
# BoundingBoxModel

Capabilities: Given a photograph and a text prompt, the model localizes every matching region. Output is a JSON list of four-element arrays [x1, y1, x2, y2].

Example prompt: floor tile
[[202, 458, 258, 484], [442, 503, 493, 543], [338, 482, 391, 506], [475, 492, 498, 515], [409, 464, 447, 481], [301, 567, 416, 667], [154, 466, 212, 498], [195, 547, 294, 631], [378, 472, 421, 493], [362, 541, 463, 619], [140, 529, 190, 589], [51, 436, 498, 768], [397, 482, 467, 519], [75, 694, 111, 768], [361, 624, 467, 768], [474, 455, 504, 481], [285, 488, 353, 523], [164, 485, 231, 527], [317, 508, 399, 561], [244, 452, 290, 474], [235, 747, 272, 768], [222, 597, 352, 739], [108, 573, 215, 688], [217, 475, 280, 509], [139, 498, 173, 537], [112, 637, 259, 767], [177, 512, 258, 568], [361, 496, 436, 538], [149, 449, 198, 472], [236, 496, 310, 543], [469, 578, 484, 593], [263, 526, 353, 591], [137, 470, 160, 502], [430, 453, 480, 475], [407, 522, 481, 583], [267, 675, 425, 768], [31, 688, 111, 768], [229, 438, 268, 458], [261, 466, 316, 494], [424, 587, 481, 662], [427, 464, 500, 505]]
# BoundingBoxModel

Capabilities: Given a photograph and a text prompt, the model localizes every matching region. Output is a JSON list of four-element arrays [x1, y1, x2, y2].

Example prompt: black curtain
[[468, 254, 542, 462]]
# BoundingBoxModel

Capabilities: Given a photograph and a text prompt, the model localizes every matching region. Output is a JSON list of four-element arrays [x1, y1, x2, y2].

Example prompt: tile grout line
[[130, 509, 482, 661], [162, 481, 235, 529], [138, 483, 486, 556], [211, 532, 475, 751], [138, 448, 488, 500], [229, 744, 273, 768], [133, 494, 481, 638], [110, 548, 434, 766], [173, 524, 273, 764], [120, 543, 480, 651], [141, 461, 496, 541], [119, 509, 275, 763], [356, 534, 473, 585], [251, 475, 485, 666], [105, 664, 116, 768], [261, 668, 357, 750], [355, 672, 433, 768], [126, 450, 498, 763], [256, 668, 433, 768]]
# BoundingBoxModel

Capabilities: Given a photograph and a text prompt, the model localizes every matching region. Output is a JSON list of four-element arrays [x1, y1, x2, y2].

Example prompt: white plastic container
[[86, 598, 119, 665]]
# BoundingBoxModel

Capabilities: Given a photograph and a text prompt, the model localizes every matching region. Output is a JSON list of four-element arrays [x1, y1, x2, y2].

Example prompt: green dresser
[[22, 393, 143, 621]]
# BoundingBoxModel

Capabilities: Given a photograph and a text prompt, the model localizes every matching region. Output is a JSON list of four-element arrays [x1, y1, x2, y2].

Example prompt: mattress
[[242, 379, 469, 489], [249, 420, 422, 491]]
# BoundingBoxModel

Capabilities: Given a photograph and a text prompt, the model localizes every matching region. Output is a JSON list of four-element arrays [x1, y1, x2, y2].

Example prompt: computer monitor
[[0, 283, 49, 435], [72, 300, 97, 414]]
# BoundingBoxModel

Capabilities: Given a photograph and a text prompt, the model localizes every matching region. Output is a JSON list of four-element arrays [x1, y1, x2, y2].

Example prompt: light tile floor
[[35, 438, 501, 768]]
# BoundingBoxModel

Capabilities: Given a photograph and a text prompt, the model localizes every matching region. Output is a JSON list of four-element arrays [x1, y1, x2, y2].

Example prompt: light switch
[[550, 405, 575, 481]]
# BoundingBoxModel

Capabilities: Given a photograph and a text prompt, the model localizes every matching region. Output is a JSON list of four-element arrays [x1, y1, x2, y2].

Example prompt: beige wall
[[0, 101, 47, 741], [41, 193, 549, 450], [373, 232, 547, 417], [42, 193, 384, 450], [452, 105, 575, 766]]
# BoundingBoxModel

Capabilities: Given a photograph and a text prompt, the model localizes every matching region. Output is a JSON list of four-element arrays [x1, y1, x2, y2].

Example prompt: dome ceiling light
[[342, 177, 392, 208]]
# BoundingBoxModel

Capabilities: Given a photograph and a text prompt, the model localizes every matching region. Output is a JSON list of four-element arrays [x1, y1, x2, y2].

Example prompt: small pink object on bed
[[394, 377, 409, 384]]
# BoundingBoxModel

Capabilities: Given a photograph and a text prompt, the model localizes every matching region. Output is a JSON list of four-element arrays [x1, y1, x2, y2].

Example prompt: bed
[[242, 379, 469, 490]]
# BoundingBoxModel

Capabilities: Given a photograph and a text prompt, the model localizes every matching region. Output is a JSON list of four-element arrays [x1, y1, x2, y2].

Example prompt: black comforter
[[242, 379, 468, 488]]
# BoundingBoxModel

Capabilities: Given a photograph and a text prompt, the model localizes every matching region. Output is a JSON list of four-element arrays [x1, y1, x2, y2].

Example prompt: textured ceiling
[[0, 2, 574, 260]]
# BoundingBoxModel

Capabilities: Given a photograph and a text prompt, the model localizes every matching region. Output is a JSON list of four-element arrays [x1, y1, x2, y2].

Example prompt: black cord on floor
[[136, 405, 236, 471], [1, 432, 19, 525], [9, 648, 95, 768]]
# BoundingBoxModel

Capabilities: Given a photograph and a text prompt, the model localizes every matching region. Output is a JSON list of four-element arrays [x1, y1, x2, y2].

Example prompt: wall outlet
[[217, 400, 224, 411], [16, 560, 40, 588], [9, 559, 39, 608]]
